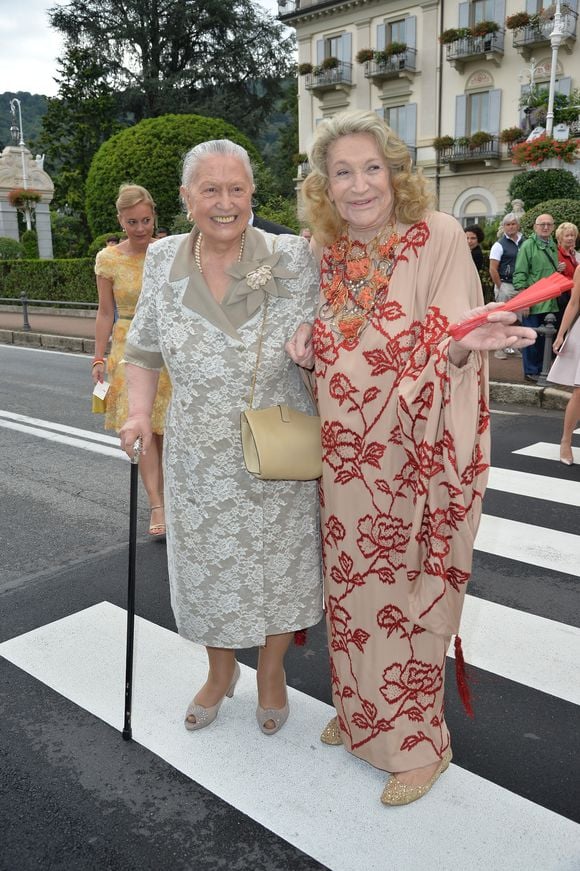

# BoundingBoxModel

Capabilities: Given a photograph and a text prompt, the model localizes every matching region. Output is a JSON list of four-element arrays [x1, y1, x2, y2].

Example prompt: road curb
[[0, 330, 571, 410], [0, 329, 95, 355]]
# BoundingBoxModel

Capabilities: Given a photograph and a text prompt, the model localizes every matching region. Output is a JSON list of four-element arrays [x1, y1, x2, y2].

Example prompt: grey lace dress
[[124, 226, 323, 647]]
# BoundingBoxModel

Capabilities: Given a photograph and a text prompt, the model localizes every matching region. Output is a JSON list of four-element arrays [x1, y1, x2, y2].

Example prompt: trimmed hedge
[[86, 114, 263, 236], [507, 169, 580, 211], [520, 198, 580, 237], [0, 259, 97, 304], [0, 237, 23, 260]]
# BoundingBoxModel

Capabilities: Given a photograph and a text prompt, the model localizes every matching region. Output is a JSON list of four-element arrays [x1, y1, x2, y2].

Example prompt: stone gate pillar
[[0, 145, 54, 259]]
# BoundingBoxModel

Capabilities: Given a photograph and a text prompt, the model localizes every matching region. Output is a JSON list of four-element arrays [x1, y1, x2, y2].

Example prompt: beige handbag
[[240, 296, 322, 481]]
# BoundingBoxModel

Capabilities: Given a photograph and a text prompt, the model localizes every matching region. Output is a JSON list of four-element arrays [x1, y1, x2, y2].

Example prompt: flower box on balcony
[[440, 136, 502, 169], [511, 7, 577, 58], [445, 28, 505, 71], [510, 134, 579, 166], [364, 48, 417, 82], [305, 61, 353, 93]]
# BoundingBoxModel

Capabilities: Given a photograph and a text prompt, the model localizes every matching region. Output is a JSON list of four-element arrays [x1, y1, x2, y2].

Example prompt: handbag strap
[[248, 295, 269, 410]]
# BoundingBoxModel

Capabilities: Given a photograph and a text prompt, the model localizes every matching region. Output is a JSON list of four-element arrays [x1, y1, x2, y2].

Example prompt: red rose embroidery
[[380, 659, 443, 710]]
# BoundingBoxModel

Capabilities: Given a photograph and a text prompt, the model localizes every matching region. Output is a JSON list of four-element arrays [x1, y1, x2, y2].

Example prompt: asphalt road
[[1, 343, 579, 871]]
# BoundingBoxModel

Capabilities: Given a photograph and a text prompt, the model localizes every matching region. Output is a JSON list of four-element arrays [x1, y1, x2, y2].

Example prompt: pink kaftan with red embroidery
[[313, 212, 490, 773]]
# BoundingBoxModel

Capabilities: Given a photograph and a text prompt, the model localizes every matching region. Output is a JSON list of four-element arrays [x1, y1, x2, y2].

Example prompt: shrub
[[86, 114, 263, 236], [469, 131, 493, 148], [520, 199, 580, 237], [500, 126, 525, 144], [20, 230, 38, 259], [0, 237, 24, 260], [321, 56, 339, 70], [433, 135, 455, 151], [0, 259, 96, 304], [51, 213, 91, 259], [355, 49, 375, 64], [471, 20, 499, 37], [256, 196, 300, 233], [87, 232, 126, 258], [505, 12, 531, 29], [507, 168, 580, 210], [386, 41, 407, 56]]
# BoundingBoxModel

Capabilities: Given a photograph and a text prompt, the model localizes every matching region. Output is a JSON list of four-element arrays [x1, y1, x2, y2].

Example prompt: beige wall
[[286, 0, 579, 220]]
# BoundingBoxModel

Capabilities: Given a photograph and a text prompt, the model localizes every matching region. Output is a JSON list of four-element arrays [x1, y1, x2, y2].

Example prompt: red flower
[[322, 422, 361, 470], [380, 659, 443, 710], [376, 604, 409, 638], [313, 320, 339, 367], [399, 222, 430, 260], [325, 515, 346, 546], [357, 514, 410, 559]]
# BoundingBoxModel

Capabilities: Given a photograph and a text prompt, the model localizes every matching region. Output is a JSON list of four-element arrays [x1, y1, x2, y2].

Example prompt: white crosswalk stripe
[[1, 409, 579, 868]]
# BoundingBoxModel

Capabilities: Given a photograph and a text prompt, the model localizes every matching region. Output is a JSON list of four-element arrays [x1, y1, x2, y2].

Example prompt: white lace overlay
[[127, 233, 323, 647]]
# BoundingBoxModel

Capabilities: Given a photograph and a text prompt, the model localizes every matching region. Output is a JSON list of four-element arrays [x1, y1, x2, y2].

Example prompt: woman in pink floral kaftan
[[287, 111, 536, 806]]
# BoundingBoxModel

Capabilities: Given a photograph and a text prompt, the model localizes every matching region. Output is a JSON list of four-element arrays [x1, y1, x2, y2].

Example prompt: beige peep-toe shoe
[[184, 662, 240, 731]]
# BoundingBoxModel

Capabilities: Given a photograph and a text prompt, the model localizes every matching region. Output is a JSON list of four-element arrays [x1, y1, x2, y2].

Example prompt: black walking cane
[[123, 436, 142, 741]]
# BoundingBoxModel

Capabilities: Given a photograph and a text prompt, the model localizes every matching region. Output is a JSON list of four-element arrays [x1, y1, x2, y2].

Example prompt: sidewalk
[[0, 308, 572, 410]]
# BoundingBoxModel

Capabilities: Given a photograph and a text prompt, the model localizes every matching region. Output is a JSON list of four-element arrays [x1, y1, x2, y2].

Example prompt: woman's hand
[[285, 322, 314, 369], [91, 361, 105, 385], [553, 333, 565, 353], [119, 413, 153, 458], [450, 302, 537, 366]]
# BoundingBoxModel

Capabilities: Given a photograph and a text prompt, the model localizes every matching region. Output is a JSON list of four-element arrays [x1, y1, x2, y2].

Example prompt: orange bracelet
[[92, 358, 105, 368]]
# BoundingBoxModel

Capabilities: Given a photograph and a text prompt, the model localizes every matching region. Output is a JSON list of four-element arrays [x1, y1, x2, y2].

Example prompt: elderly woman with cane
[[287, 110, 535, 805], [119, 140, 322, 735]]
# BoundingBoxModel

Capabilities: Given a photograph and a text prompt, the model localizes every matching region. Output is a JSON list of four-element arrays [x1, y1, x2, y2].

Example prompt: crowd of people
[[90, 110, 576, 809]]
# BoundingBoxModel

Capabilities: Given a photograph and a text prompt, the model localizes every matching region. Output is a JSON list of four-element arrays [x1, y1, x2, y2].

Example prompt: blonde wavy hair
[[301, 110, 432, 245], [115, 183, 156, 216], [555, 221, 579, 245]]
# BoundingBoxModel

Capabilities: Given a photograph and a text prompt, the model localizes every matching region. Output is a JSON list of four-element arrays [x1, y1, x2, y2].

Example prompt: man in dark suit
[[252, 212, 296, 235]]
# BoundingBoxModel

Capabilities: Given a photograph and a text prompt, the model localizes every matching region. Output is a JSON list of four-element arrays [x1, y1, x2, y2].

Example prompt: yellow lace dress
[[94, 246, 171, 433]]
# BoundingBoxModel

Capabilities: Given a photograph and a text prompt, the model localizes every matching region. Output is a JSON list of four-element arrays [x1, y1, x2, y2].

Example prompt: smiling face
[[326, 132, 394, 240], [560, 228, 578, 250], [181, 155, 253, 248], [117, 202, 155, 251]]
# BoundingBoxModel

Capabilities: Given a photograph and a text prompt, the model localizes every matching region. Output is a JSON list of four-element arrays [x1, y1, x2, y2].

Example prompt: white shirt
[[489, 232, 523, 264]]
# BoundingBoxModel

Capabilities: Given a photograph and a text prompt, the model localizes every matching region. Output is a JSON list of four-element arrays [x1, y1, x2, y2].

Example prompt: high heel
[[184, 662, 240, 731], [148, 505, 166, 538], [256, 697, 289, 735], [380, 748, 452, 806], [320, 715, 343, 745], [560, 442, 574, 466]]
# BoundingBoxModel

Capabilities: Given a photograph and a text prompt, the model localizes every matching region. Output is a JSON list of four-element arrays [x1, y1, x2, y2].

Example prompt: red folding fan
[[448, 273, 574, 341]]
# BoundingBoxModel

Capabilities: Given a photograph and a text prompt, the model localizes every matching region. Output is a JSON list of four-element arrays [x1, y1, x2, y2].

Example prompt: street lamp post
[[545, 0, 565, 136], [9, 98, 32, 231]]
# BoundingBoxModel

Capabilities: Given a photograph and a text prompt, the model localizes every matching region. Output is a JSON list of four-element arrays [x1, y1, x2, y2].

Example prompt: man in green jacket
[[513, 213, 562, 382]]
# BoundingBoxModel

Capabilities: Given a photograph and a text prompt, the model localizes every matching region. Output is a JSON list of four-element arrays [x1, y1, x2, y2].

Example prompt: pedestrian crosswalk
[[1, 408, 580, 869]]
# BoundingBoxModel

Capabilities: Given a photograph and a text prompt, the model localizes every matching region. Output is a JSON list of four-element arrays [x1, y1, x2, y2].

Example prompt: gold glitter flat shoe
[[320, 716, 343, 745], [380, 748, 452, 807]]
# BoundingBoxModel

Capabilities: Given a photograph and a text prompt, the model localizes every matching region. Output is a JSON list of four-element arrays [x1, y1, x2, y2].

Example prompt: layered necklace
[[319, 224, 401, 342], [194, 230, 246, 275]]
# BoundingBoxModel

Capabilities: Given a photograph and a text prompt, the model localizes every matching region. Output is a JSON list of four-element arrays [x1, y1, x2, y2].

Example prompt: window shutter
[[556, 76, 572, 96], [455, 95, 467, 137], [494, 0, 506, 25], [316, 39, 324, 64], [341, 32, 352, 63], [458, 3, 469, 27], [403, 103, 418, 145], [376, 23, 386, 50], [404, 16, 417, 49], [488, 88, 502, 134]]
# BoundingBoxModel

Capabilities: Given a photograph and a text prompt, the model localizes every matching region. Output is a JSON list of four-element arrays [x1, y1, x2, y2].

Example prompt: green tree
[[85, 113, 264, 236], [48, 0, 295, 138], [507, 169, 580, 211], [37, 47, 122, 227], [520, 199, 580, 237]]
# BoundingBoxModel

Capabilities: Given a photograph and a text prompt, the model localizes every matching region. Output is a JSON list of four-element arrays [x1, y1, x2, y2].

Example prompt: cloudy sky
[[0, 0, 280, 97]]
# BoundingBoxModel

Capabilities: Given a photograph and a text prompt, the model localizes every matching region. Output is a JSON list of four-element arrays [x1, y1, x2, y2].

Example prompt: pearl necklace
[[194, 230, 246, 275]]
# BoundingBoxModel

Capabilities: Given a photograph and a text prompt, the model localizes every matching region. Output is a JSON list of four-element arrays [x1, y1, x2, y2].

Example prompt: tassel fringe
[[294, 629, 307, 646], [454, 635, 474, 718]]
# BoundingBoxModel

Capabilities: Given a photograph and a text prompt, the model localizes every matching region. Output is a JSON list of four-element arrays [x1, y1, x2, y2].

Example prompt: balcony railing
[[305, 62, 353, 92], [512, 10, 577, 49], [364, 49, 417, 81], [439, 137, 502, 165], [446, 29, 505, 65]]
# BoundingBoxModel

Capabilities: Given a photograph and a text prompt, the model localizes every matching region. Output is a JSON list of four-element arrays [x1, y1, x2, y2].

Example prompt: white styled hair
[[181, 139, 254, 189]]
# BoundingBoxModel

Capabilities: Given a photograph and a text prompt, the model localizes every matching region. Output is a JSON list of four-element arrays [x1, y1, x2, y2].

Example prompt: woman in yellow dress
[[92, 184, 171, 537]]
